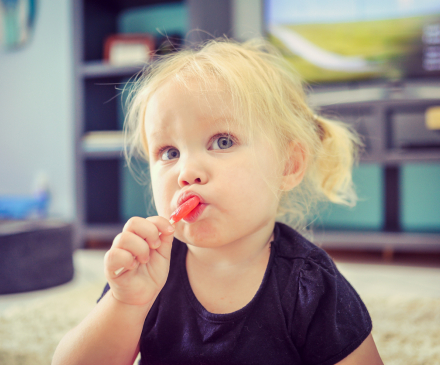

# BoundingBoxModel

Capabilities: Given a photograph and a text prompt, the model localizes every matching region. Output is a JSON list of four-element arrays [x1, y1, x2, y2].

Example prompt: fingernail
[[168, 226, 175, 233], [153, 239, 161, 248]]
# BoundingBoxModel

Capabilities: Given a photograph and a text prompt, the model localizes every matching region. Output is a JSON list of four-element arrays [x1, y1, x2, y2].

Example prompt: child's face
[[144, 79, 281, 248]]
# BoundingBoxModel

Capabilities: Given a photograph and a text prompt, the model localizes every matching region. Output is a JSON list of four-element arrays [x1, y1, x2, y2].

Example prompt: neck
[[185, 220, 276, 270]]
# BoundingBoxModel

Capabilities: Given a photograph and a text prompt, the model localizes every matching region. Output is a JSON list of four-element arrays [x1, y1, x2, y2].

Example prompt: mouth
[[176, 192, 207, 223], [177, 191, 205, 207], [182, 202, 207, 223]]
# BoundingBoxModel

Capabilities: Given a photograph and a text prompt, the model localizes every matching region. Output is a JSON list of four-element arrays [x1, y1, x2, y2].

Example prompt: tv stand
[[309, 80, 440, 252]]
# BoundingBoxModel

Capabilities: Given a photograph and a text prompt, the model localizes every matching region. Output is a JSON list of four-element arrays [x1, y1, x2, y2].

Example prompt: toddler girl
[[53, 38, 383, 365]]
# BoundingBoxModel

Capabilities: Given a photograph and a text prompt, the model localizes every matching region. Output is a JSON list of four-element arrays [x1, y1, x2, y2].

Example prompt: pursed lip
[[176, 191, 205, 209]]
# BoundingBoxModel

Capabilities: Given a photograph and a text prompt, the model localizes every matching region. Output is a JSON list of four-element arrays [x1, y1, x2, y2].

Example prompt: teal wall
[[120, 160, 156, 221], [401, 163, 440, 232], [314, 163, 440, 232], [118, 79, 155, 221], [118, 3, 188, 37], [315, 164, 384, 230]]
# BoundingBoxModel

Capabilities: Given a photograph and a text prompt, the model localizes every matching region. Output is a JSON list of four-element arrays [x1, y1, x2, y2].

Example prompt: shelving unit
[[310, 82, 440, 251], [81, 61, 145, 78], [72, 0, 440, 251]]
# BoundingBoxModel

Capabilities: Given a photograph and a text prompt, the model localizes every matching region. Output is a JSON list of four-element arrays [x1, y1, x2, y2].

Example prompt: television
[[265, 0, 440, 84]]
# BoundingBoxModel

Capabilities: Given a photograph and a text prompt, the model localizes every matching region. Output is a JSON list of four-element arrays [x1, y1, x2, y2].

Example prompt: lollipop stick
[[114, 267, 125, 276]]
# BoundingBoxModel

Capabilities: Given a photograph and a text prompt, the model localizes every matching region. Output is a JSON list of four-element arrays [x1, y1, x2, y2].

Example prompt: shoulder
[[272, 222, 336, 277], [272, 222, 368, 313], [271, 222, 342, 331], [271, 222, 338, 300], [272, 223, 372, 364]]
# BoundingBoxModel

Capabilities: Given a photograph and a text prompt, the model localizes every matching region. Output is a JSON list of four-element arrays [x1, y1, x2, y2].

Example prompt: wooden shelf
[[313, 231, 440, 251], [384, 150, 440, 163], [309, 83, 440, 107], [83, 149, 124, 159], [81, 61, 145, 78], [308, 87, 386, 107]]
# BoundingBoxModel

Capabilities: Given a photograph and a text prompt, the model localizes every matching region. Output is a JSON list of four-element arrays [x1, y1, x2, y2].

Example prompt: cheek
[[218, 160, 276, 203], [234, 153, 280, 188], [150, 168, 173, 217], [233, 156, 282, 211]]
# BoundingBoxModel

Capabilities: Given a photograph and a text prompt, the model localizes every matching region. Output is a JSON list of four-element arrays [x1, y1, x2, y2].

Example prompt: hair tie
[[313, 114, 325, 141]]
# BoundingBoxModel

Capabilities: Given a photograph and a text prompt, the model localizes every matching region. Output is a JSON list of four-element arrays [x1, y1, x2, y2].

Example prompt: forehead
[[144, 78, 237, 136]]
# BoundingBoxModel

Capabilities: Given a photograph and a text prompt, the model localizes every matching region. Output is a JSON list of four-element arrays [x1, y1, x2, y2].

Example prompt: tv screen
[[265, 0, 440, 84]]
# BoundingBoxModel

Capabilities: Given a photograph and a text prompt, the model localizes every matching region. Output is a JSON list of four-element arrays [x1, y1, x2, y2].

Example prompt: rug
[[0, 280, 439, 364], [363, 295, 440, 365]]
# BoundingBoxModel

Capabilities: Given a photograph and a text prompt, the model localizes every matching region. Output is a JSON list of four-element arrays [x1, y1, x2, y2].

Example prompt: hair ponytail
[[309, 115, 363, 207]]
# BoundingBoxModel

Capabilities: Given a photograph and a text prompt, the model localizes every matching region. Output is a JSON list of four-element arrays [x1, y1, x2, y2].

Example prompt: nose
[[177, 156, 208, 187]]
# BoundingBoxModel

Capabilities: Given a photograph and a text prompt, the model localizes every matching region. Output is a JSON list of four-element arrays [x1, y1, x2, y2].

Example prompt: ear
[[280, 141, 306, 191]]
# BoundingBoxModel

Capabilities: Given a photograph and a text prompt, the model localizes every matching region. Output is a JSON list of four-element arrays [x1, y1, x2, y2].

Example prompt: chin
[[176, 222, 224, 248]]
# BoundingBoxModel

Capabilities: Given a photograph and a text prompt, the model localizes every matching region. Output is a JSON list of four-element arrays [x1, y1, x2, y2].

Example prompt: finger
[[104, 247, 137, 278], [124, 216, 174, 249], [145, 216, 175, 237], [112, 231, 150, 264], [145, 216, 175, 260]]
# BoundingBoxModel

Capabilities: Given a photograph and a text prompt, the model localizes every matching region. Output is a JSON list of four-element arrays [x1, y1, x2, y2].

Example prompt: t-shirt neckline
[[178, 226, 279, 323]]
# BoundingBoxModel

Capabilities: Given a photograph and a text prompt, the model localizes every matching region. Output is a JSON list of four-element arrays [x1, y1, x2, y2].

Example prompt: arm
[[335, 333, 383, 365], [52, 216, 175, 365], [52, 290, 149, 365]]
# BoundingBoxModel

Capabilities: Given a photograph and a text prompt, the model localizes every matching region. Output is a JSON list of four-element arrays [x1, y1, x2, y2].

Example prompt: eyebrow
[[149, 129, 168, 140], [147, 122, 175, 141], [210, 116, 237, 131], [147, 110, 240, 143]]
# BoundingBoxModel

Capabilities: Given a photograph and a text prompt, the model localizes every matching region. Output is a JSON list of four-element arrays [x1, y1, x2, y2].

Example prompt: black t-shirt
[[98, 222, 372, 365]]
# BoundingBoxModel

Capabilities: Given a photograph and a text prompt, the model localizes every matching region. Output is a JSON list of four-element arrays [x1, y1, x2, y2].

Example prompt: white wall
[[0, 0, 74, 219], [232, 0, 264, 41]]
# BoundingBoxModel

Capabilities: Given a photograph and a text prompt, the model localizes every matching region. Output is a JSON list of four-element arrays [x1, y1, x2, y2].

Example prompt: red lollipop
[[114, 196, 200, 277], [169, 196, 200, 224]]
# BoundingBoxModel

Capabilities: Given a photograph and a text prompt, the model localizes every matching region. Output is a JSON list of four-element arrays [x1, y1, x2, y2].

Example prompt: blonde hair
[[123, 37, 362, 231]]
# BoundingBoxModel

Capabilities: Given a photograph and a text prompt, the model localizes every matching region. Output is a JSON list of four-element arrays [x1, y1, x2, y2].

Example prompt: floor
[[1, 248, 440, 313]]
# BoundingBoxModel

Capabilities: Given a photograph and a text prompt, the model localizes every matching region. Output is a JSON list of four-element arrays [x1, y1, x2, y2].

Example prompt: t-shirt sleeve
[[97, 282, 110, 303], [290, 248, 372, 365]]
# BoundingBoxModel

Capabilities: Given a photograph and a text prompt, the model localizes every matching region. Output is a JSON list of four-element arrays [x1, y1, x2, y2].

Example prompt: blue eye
[[161, 147, 180, 160], [212, 136, 234, 150]]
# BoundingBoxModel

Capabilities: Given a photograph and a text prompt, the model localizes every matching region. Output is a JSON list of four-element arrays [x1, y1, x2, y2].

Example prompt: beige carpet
[[0, 254, 439, 365], [363, 295, 440, 364], [0, 282, 104, 365]]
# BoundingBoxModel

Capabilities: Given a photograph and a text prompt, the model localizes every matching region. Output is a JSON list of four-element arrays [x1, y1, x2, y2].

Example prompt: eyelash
[[155, 133, 237, 161], [210, 133, 237, 150]]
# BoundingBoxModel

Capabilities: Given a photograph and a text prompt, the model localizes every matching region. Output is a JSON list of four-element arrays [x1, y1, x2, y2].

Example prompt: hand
[[104, 216, 175, 306]]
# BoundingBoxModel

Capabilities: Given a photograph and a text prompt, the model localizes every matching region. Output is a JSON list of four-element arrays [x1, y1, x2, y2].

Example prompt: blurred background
[[0, 0, 439, 364]]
